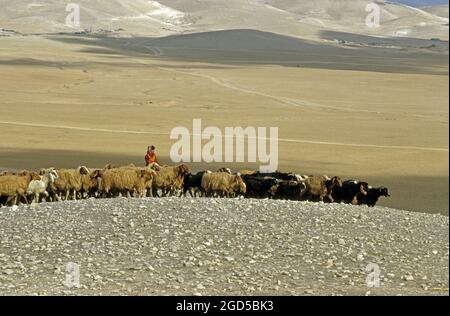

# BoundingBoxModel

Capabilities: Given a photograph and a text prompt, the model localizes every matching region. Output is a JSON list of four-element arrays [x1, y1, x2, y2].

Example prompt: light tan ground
[[0, 35, 448, 214]]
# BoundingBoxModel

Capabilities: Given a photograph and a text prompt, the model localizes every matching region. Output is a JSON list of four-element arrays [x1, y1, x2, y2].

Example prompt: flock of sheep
[[0, 163, 390, 207]]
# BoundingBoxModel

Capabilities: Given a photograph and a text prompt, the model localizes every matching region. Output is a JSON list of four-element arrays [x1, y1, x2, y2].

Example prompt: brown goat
[[100, 167, 156, 198], [304, 176, 343, 202], [0, 171, 41, 205], [50, 166, 90, 201], [151, 164, 190, 197], [81, 169, 102, 198], [201, 172, 247, 197]]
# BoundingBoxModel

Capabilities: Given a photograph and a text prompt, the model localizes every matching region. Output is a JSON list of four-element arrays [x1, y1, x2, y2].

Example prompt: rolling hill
[[0, 0, 448, 40]]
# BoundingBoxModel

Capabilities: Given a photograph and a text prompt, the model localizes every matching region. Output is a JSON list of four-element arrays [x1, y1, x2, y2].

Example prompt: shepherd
[[145, 145, 160, 167]]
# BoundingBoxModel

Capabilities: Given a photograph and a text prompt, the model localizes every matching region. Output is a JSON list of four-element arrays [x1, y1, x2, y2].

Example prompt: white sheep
[[27, 169, 58, 203]]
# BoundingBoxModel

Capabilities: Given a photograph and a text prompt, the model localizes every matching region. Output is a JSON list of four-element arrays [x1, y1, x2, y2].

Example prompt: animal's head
[[28, 172, 41, 181], [84, 169, 101, 189], [218, 168, 232, 174], [39, 167, 55, 176], [141, 169, 156, 181], [97, 170, 105, 179], [78, 166, 90, 175], [147, 162, 161, 172], [235, 175, 247, 193], [331, 176, 343, 187], [46, 169, 59, 183], [89, 169, 102, 180], [177, 164, 190, 176], [379, 187, 390, 197], [298, 181, 307, 192], [268, 178, 279, 196], [359, 182, 369, 195], [19, 170, 30, 176], [103, 164, 114, 170]]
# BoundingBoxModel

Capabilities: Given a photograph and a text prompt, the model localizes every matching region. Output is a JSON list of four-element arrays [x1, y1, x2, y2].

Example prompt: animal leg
[[319, 194, 325, 202], [6, 195, 16, 206], [326, 194, 334, 203], [360, 184, 368, 196], [42, 192, 49, 203], [19, 193, 28, 205]]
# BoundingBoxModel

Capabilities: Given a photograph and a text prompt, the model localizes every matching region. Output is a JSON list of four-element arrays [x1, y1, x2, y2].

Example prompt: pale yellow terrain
[[1, 0, 448, 40], [0, 34, 448, 214]]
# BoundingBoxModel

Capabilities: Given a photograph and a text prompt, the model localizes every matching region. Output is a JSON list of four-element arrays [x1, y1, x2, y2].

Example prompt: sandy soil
[[0, 33, 448, 214]]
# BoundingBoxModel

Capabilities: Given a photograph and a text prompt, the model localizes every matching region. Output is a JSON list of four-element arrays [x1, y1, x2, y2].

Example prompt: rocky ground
[[0, 198, 448, 296]]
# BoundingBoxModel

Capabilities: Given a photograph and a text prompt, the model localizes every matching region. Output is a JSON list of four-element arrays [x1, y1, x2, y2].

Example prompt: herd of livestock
[[0, 163, 390, 208]]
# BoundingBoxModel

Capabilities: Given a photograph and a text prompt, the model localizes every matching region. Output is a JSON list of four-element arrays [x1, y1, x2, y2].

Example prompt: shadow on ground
[[36, 29, 450, 75]]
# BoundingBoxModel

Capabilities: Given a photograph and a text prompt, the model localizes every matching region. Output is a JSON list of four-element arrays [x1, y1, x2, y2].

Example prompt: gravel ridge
[[0, 197, 448, 296]]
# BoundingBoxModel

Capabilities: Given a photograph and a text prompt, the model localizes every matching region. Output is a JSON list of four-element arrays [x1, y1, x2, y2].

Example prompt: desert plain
[[0, 29, 448, 214]]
